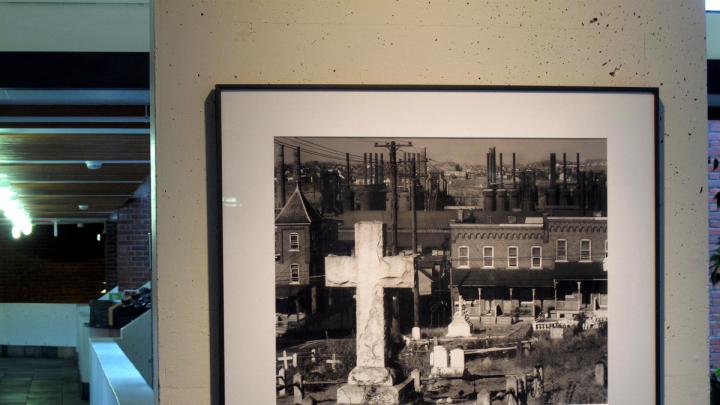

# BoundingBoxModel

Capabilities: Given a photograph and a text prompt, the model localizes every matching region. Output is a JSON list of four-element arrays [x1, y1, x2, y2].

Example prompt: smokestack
[[420, 148, 427, 179], [275, 144, 286, 209], [563, 153, 568, 188], [294, 147, 302, 190], [380, 154, 384, 184], [346, 153, 351, 186], [499, 153, 504, 188], [512, 153, 516, 188], [486, 152, 491, 185], [374, 153, 379, 185], [363, 152, 368, 185], [368, 153, 374, 184]]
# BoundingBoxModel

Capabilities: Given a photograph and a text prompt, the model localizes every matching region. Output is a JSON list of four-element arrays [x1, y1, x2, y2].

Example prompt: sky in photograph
[[276, 137, 607, 167]]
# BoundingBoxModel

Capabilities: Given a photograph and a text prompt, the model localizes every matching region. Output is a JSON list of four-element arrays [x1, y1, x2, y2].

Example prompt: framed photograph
[[213, 85, 658, 404]]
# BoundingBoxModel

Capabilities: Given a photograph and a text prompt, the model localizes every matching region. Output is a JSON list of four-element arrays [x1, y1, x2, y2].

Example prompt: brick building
[[449, 215, 607, 324], [275, 186, 324, 318]]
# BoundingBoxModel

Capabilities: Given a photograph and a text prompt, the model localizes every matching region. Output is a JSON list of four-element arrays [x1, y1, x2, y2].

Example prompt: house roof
[[275, 186, 322, 224], [452, 262, 606, 288]]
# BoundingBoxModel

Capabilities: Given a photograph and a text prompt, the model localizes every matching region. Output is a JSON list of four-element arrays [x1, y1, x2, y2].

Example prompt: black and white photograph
[[218, 86, 657, 405], [273, 137, 608, 405]]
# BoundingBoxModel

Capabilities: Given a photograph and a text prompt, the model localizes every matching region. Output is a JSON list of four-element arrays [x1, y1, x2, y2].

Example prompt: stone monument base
[[336, 376, 416, 404]]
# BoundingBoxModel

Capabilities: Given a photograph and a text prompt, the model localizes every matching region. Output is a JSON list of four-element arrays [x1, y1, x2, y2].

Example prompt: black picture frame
[[210, 84, 660, 405]]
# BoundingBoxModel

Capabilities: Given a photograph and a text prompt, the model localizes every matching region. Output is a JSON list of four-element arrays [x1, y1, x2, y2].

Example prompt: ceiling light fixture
[[85, 161, 103, 170], [78, 204, 89, 211], [0, 184, 32, 239]]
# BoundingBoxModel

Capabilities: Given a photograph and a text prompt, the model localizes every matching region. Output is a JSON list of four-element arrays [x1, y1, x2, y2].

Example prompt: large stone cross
[[325, 221, 414, 386]]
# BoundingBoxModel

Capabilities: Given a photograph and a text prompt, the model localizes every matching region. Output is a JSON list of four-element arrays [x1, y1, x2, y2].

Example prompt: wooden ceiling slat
[[0, 122, 150, 129], [19, 196, 130, 212], [0, 105, 147, 117], [15, 183, 139, 197], [0, 134, 149, 160], [0, 164, 149, 182], [31, 212, 115, 219]]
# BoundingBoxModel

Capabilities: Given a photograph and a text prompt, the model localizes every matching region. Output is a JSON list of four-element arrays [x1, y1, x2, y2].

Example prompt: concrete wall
[[153, 2, 708, 404], [0, 0, 149, 52]]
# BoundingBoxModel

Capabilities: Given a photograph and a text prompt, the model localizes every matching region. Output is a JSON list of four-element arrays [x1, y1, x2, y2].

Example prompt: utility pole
[[410, 155, 420, 327], [374, 141, 412, 255]]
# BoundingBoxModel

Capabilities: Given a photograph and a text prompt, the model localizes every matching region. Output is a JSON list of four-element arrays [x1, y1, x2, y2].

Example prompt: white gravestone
[[325, 221, 417, 404], [449, 348, 465, 371], [430, 345, 448, 369], [411, 326, 421, 340], [446, 298, 472, 337]]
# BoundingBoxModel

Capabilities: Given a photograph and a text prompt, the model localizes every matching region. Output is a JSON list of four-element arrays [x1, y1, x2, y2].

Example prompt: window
[[580, 239, 591, 261], [531, 246, 542, 269], [289, 233, 300, 251], [605, 239, 608, 258], [507, 246, 519, 269], [556, 239, 567, 262], [290, 263, 300, 283], [482, 246, 494, 268], [458, 246, 470, 268]]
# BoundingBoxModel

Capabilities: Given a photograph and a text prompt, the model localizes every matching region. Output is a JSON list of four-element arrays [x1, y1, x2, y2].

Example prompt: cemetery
[[275, 222, 607, 404]]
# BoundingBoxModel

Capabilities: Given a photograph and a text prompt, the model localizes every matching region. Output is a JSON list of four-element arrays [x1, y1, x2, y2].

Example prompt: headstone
[[277, 368, 287, 397], [449, 348, 465, 370], [505, 375, 518, 396], [293, 373, 304, 405], [411, 326, 421, 340], [410, 369, 421, 392], [310, 348, 316, 363], [550, 327, 564, 340], [326, 353, 342, 372], [506, 392, 518, 405], [431, 345, 448, 369], [278, 350, 293, 369], [446, 311, 472, 337], [325, 222, 417, 404], [293, 353, 298, 368], [595, 361, 606, 387], [476, 389, 491, 405]]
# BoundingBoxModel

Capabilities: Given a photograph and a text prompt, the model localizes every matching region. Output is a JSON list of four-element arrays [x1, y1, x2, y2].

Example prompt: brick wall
[[0, 223, 105, 303], [709, 120, 720, 371], [105, 221, 118, 288], [116, 196, 151, 290]]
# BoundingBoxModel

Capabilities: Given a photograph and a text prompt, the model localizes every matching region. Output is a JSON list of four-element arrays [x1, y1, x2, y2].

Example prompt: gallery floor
[[0, 358, 86, 405]]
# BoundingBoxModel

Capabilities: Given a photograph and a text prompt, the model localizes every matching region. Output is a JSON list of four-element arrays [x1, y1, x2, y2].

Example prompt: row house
[[449, 216, 607, 324]]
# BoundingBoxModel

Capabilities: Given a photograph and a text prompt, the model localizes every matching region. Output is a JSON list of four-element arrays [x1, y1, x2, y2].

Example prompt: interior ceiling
[[0, 89, 150, 223]]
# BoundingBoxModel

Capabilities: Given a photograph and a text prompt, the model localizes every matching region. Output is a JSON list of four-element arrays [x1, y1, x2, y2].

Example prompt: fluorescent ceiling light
[[709, 0, 720, 11]]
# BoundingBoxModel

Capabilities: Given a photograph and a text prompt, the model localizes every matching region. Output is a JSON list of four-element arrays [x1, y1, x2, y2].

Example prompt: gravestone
[[446, 313, 472, 337], [293, 373, 304, 405], [411, 327, 421, 340], [595, 361, 606, 387], [550, 327, 564, 340], [277, 368, 287, 397], [447, 298, 472, 337], [430, 345, 448, 369], [302, 395, 317, 405], [410, 369, 421, 391], [325, 221, 417, 404], [449, 348, 465, 371], [476, 389, 491, 405]]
